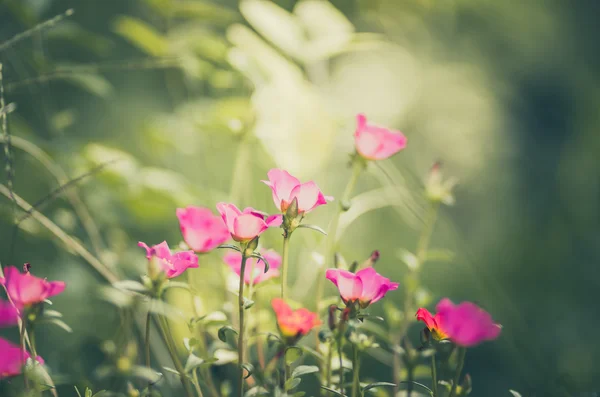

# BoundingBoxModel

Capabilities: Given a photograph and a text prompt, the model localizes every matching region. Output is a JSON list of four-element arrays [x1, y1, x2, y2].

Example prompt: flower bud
[[244, 236, 259, 256], [328, 305, 338, 331], [425, 162, 458, 206], [460, 374, 472, 395]]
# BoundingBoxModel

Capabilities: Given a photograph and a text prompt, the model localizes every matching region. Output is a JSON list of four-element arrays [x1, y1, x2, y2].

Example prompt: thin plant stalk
[[280, 234, 291, 299], [20, 318, 28, 390], [351, 345, 361, 397], [237, 253, 249, 397], [325, 340, 334, 387], [192, 370, 205, 397], [392, 202, 440, 395], [448, 348, 467, 397], [145, 311, 152, 371], [431, 353, 438, 397], [155, 315, 195, 397]]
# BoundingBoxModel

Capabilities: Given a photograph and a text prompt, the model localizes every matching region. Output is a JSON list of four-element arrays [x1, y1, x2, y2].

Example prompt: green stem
[[192, 370, 205, 397], [156, 314, 195, 397], [351, 345, 360, 397], [281, 234, 291, 299], [448, 348, 466, 397], [337, 337, 344, 395], [315, 159, 363, 312], [416, 203, 440, 264], [20, 318, 28, 390], [325, 340, 333, 387], [431, 353, 438, 397], [238, 253, 249, 397], [145, 310, 152, 391]]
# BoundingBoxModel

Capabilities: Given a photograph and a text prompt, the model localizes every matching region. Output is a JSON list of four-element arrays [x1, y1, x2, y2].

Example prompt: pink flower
[[223, 249, 282, 285], [0, 300, 18, 327], [416, 298, 501, 347], [415, 307, 448, 341], [216, 203, 282, 243], [325, 267, 399, 308], [262, 169, 333, 214], [0, 266, 66, 307], [0, 337, 43, 379], [354, 114, 407, 160], [138, 241, 199, 278], [271, 298, 321, 340], [176, 206, 231, 253]]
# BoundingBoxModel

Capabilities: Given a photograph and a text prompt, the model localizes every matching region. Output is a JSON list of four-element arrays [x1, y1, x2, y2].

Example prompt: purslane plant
[[0, 113, 507, 397]]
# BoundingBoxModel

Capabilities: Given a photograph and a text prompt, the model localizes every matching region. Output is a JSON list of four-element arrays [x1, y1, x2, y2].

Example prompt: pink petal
[[289, 181, 329, 213], [416, 308, 438, 331], [138, 242, 153, 260], [176, 206, 230, 252], [233, 214, 267, 242], [44, 281, 66, 300], [166, 250, 199, 278], [216, 202, 242, 233], [266, 214, 283, 228], [354, 114, 406, 160], [356, 267, 398, 304], [0, 301, 18, 328], [263, 169, 301, 211], [152, 241, 172, 259], [0, 337, 30, 378], [325, 269, 363, 302]]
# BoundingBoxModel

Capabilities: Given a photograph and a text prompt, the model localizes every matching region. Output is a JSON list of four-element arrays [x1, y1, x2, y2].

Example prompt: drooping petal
[[289, 181, 328, 213]]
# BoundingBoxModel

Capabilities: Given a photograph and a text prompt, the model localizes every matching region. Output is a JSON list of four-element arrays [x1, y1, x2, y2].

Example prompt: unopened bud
[[425, 161, 458, 206], [357, 250, 380, 271], [460, 374, 472, 395], [23, 263, 31, 273], [245, 236, 259, 256]]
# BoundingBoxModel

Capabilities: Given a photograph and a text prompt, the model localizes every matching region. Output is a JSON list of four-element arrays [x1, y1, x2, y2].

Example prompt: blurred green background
[[1, 0, 599, 396]]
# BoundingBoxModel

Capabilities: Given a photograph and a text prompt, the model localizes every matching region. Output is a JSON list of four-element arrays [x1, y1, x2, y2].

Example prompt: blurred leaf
[[64, 73, 114, 98], [148, 299, 185, 320], [39, 318, 72, 333], [184, 353, 204, 373], [508, 391, 522, 397], [164, 281, 191, 291], [113, 280, 147, 293], [43, 309, 63, 319], [362, 382, 397, 394], [130, 366, 162, 383], [284, 377, 301, 391], [112, 16, 168, 56], [242, 363, 254, 379], [285, 346, 303, 366], [424, 249, 455, 263], [398, 381, 433, 395], [243, 297, 255, 309], [397, 248, 419, 271], [291, 365, 319, 378], [218, 325, 238, 343], [320, 386, 347, 397], [240, 0, 304, 60]]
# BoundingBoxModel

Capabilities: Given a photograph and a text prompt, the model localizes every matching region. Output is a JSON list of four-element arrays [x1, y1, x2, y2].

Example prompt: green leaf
[[113, 280, 147, 293], [362, 382, 397, 393], [297, 223, 327, 235], [43, 309, 63, 319], [241, 363, 254, 379], [184, 353, 204, 373], [243, 297, 255, 309], [291, 365, 319, 378], [508, 391, 522, 397], [64, 73, 114, 98], [217, 244, 241, 252], [425, 249, 455, 263], [320, 386, 347, 397], [218, 325, 238, 343], [285, 346, 303, 366], [284, 377, 301, 391], [112, 16, 168, 56], [398, 381, 433, 396], [250, 253, 270, 273], [40, 318, 72, 333], [130, 366, 162, 383], [164, 281, 191, 291], [74, 386, 83, 397]]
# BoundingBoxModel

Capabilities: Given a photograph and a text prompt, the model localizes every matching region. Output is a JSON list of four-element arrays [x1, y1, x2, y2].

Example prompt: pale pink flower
[[216, 202, 282, 243], [0, 266, 65, 307], [223, 249, 282, 285], [0, 301, 18, 327], [354, 114, 407, 160], [416, 298, 501, 347], [138, 241, 199, 278], [0, 337, 44, 379], [325, 267, 399, 308], [262, 169, 333, 214], [271, 298, 321, 340], [176, 206, 231, 252]]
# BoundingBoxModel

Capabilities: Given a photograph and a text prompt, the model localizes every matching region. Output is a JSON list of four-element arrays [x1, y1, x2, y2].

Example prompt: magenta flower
[[354, 114, 407, 161], [223, 249, 282, 285], [262, 169, 333, 214], [216, 203, 282, 243], [138, 241, 199, 278], [0, 301, 18, 327], [0, 266, 65, 307], [176, 206, 231, 252], [325, 267, 399, 308], [0, 337, 43, 379], [416, 298, 501, 347]]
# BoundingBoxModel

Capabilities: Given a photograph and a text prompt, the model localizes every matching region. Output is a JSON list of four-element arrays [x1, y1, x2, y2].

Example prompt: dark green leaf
[[218, 325, 238, 343], [398, 381, 433, 395], [291, 365, 319, 378], [297, 224, 327, 235], [285, 346, 303, 366], [250, 253, 270, 273]]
